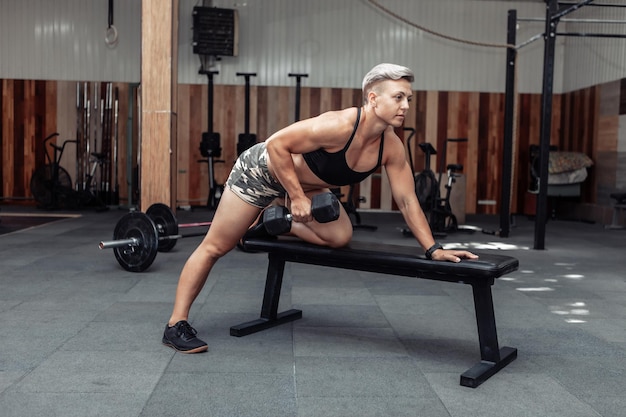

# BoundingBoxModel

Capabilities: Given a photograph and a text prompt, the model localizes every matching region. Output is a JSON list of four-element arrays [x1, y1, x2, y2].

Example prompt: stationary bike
[[403, 135, 475, 237], [30, 133, 77, 209], [429, 138, 481, 235], [429, 163, 464, 234], [405, 128, 439, 216], [401, 129, 442, 237]]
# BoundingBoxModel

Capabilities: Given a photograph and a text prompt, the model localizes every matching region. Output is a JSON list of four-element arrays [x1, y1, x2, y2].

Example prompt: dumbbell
[[262, 192, 340, 235]]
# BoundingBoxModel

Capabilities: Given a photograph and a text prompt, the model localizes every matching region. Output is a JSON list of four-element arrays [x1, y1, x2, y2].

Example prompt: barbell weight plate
[[146, 203, 179, 252], [112, 212, 159, 272]]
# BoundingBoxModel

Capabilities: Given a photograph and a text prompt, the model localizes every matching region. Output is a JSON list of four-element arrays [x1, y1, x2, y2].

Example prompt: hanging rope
[[366, 0, 515, 49]]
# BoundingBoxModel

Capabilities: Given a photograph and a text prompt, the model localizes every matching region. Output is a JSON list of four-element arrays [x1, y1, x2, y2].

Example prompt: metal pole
[[556, 32, 626, 38], [558, 0, 626, 8], [236, 72, 257, 134], [99, 238, 139, 249], [288, 73, 309, 122], [552, 0, 594, 21], [534, 0, 560, 250], [518, 17, 626, 24], [199, 70, 219, 133], [499, 10, 518, 238]]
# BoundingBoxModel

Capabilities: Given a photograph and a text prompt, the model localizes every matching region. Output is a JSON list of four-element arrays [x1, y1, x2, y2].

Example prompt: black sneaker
[[162, 320, 208, 353]]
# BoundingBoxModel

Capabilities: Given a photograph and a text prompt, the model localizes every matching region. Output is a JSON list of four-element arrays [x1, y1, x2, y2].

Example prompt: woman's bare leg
[[168, 189, 351, 326], [168, 188, 262, 325], [288, 191, 353, 248]]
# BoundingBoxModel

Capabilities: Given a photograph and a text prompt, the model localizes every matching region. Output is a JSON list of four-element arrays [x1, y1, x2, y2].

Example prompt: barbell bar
[[99, 237, 140, 249], [146, 203, 212, 252]]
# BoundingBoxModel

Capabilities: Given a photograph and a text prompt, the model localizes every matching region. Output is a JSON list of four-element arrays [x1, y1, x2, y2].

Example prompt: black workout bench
[[232, 237, 519, 388]]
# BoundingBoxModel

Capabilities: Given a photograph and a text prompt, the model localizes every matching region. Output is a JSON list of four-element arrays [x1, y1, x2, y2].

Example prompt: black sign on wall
[[192, 7, 239, 57]]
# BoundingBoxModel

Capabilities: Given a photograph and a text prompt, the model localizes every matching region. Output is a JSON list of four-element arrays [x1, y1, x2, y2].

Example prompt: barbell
[[145, 203, 213, 252], [100, 193, 340, 272], [99, 204, 212, 272]]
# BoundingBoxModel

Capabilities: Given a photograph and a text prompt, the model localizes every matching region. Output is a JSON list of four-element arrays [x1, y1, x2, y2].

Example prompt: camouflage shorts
[[226, 142, 286, 208]]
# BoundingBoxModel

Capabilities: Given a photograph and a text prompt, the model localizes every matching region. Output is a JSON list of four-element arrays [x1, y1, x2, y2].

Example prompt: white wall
[[0, 0, 141, 82], [561, 4, 626, 92], [180, 0, 550, 93], [0, 0, 624, 93]]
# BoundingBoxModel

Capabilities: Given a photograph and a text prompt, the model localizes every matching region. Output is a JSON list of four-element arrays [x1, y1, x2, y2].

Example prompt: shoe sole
[[162, 341, 208, 354]]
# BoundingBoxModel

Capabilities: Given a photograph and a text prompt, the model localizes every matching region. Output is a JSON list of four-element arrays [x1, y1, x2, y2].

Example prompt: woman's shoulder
[[381, 127, 407, 158], [309, 107, 359, 135], [316, 106, 359, 122]]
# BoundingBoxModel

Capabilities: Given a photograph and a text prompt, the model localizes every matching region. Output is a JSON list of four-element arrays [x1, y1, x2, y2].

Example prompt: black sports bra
[[302, 107, 384, 186]]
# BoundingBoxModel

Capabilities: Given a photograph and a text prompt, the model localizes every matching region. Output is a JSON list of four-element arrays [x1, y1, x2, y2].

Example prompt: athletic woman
[[162, 63, 478, 353]]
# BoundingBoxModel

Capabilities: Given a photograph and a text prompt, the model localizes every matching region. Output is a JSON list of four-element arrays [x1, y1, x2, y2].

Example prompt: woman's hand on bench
[[431, 248, 479, 263]]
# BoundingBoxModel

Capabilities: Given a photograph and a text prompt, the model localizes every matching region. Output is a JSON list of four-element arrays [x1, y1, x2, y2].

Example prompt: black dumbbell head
[[311, 192, 340, 223], [262, 206, 292, 235]]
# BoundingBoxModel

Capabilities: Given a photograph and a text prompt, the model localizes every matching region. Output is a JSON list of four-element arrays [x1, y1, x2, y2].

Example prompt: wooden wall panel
[[119, 83, 131, 204], [466, 92, 481, 213], [55, 81, 76, 182], [2, 79, 56, 200], [176, 84, 191, 205], [597, 116, 619, 152], [220, 85, 239, 182], [19, 80, 35, 197], [593, 85, 619, 206], [435, 92, 449, 173], [488, 93, 504, 215], [306, 87, 322, 118], [1, 78, 615, 221], [140, 83, 598, 215], [188, 84, 204, 204], [0, 80, 3, 190], [619, 78, 626, 114], [2, 80, 15, 197]]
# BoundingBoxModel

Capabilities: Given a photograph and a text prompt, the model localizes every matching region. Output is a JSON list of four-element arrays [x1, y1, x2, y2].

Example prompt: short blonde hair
[[362, 63, 414, 104]]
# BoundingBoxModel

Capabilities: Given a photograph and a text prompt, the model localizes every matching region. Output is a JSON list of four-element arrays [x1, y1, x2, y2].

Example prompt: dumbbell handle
[[262, 193, 340, 236]]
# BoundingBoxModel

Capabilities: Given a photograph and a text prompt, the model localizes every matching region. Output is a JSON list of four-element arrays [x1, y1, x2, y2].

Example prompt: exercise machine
[[30, 133, 76, 210], [236, 72, 258, 156], [198, 69, 224, 210], [403, 136, 479, 237]]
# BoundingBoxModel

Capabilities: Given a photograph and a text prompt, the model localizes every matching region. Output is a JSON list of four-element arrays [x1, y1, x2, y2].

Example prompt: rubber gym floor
[[0, 205, 624, 417]]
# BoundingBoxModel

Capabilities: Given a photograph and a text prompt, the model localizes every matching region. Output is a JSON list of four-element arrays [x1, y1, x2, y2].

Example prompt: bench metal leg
[[460, 283, 517, 388], [230, 253, 302, 337]]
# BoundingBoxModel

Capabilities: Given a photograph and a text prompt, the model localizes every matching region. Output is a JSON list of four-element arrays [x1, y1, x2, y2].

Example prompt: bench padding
[[241, 238, 518, 284]]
